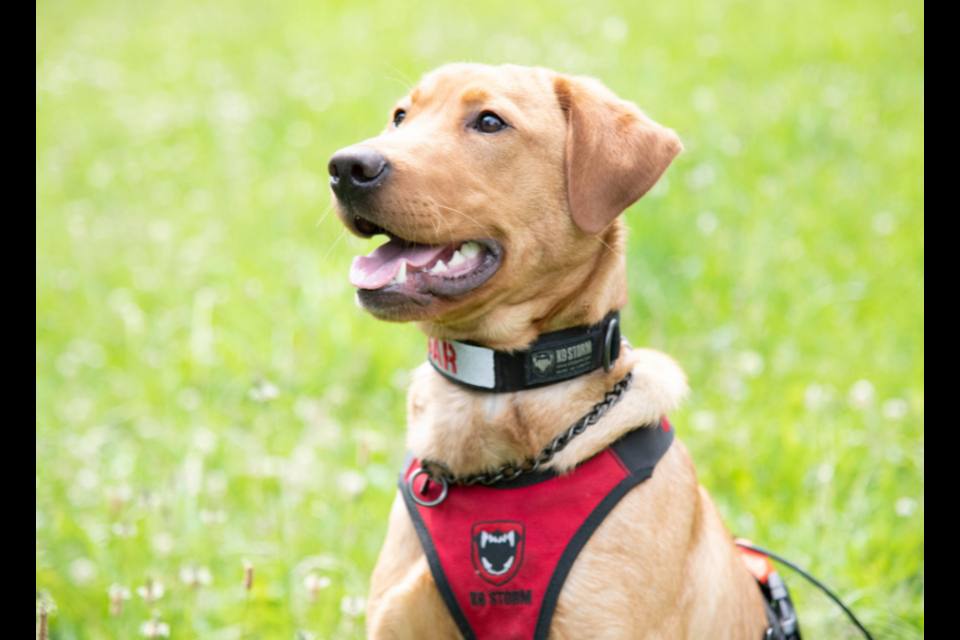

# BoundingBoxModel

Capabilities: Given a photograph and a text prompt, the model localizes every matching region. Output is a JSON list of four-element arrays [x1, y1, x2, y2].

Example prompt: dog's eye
[[477, 112, 506, 133], [393, 110, 406, 127]]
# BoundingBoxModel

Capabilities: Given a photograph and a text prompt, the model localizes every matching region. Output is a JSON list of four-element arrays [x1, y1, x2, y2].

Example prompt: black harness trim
[[532, 425, 674, 639], [401, 485, 478, 640]]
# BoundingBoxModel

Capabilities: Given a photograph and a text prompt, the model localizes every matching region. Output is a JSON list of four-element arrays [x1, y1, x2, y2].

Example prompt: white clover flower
[[248, 380, 280, 402], [804, 382, 827, 411], [690, 411, 716, 432], [872, 211, 896, 235], [882, 398, 910, 420], [136, 580, 164, 603], [151, 532, 174, 555], [816, 463, 834, 484], [205, 470, 229, 497], [340, 594, 366, 618], [848, 380, 875, 410], [107, 485, 133, 511], [304, 572, 331, 602], [69, 557, 99, 586], [139, 617, 170, 638], [304, 573, 331, 591], [895, 497, 918, 517], [111, 522, 138, 538], [108, 583, 131, 599], [180, 565, 197, 586], [192, 427, 218, 453], [737, 351, 765, 378], [108, 583, 130, 616], [200, 508, 229, 525], [180, 564, 213, 587], [336, 470, 367, 498], [36, 590, 57, 617], [696, 211, 718, 235]]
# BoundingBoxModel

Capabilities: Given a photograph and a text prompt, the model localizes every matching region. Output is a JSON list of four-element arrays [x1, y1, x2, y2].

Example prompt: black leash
[[734, 541, 875, 640]]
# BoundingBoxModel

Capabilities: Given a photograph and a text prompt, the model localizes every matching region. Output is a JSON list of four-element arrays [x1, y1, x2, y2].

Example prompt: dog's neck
[[405, 346, 688, 476], [403, 219, 686, 475]]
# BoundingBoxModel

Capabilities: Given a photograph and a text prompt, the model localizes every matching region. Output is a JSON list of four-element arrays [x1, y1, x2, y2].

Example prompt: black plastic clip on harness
[[734, 541, 875, 640]]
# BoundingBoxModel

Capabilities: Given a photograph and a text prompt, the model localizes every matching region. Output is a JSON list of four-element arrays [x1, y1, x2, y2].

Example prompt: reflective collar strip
[[427, 311, 621, 393]]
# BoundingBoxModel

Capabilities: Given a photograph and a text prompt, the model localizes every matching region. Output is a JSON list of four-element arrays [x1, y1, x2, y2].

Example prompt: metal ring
[[407, 469, 448, 507], [603, 318, 619, 372]]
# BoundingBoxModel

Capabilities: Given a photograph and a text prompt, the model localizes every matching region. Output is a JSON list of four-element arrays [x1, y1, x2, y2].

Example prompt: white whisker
[[315, 203, 334, 228], [383, 76, 412, 92], [427, 198, 496, 240], [425, 198, 448, 241], [323, 228, 347, 264], [384, 63, 415, 90]]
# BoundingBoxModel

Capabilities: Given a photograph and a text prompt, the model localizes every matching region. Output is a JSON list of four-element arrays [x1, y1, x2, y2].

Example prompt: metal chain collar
[[420, 371, 633, 487]]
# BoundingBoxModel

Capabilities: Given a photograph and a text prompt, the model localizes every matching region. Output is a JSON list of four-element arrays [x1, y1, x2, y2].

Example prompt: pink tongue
[[349, 238, 448, 289]]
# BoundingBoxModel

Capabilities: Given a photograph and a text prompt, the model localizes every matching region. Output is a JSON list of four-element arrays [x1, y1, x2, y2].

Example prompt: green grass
[[36, 0, 923, 637]]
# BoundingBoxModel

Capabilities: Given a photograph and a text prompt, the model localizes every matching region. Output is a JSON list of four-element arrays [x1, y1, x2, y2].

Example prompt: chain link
[[420, 371, 633, 487]]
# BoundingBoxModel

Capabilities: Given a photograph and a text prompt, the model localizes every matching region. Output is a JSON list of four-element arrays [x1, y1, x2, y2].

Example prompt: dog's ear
[[555, 75, 682, 235]]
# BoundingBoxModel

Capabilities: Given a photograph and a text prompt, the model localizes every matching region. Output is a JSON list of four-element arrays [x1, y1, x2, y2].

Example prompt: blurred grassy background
[[35, 0, 924, 637]]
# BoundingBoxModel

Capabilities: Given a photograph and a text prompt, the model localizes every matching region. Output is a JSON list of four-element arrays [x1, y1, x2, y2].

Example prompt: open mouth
[[348, 216, 503, 303]]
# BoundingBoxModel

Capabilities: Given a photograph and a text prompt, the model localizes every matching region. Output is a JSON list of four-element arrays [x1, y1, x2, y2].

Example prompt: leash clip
[[407, 468, 449, 507]]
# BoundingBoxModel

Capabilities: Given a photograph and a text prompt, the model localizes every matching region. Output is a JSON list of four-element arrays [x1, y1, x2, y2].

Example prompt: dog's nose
[[328, 146, 390, 200]]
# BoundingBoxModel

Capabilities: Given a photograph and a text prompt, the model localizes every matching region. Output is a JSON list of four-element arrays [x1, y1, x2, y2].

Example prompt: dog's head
[[329, 64, 680, 349]]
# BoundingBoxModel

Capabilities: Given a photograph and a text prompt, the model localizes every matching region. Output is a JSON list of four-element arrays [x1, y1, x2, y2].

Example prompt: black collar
[[427, 311, 621, 393]]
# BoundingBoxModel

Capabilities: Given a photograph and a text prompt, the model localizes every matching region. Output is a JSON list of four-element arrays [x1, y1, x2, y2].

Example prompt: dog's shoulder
[[545, 347, 689, 473]]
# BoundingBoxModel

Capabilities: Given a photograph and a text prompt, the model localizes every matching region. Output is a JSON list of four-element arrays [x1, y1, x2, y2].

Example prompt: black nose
[[328, 146, 390, 200]]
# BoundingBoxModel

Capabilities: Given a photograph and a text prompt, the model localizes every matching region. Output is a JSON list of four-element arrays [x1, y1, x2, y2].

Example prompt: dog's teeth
[[460, 242, 481, 259], [395, 262, 407, 284], [448, 250, 466, 267], [481, 531, 490, 548], [506, 530, 515, 547], [430, 260, 448, 274]]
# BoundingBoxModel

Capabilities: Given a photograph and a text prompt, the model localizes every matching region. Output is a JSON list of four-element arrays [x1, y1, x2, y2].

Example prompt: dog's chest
[[398, 421, 675, 640]]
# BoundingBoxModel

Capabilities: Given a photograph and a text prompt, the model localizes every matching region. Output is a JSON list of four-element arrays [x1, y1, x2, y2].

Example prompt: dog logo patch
[[472, 521, 525, 585], [530, 351, 555, 377]]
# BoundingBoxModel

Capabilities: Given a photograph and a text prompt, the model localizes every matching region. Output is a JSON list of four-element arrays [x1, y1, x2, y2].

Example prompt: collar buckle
[[603, 316, 619, 373]]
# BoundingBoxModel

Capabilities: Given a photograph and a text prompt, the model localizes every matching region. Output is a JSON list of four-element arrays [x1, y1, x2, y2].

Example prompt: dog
[[329, 63, 769, 639]]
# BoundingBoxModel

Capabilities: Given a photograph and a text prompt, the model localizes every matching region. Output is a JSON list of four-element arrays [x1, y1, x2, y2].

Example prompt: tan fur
[[331, 63, 768, 639]]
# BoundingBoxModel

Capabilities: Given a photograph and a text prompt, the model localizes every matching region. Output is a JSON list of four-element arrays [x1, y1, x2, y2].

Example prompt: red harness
[[401, 418, 675, 640]]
